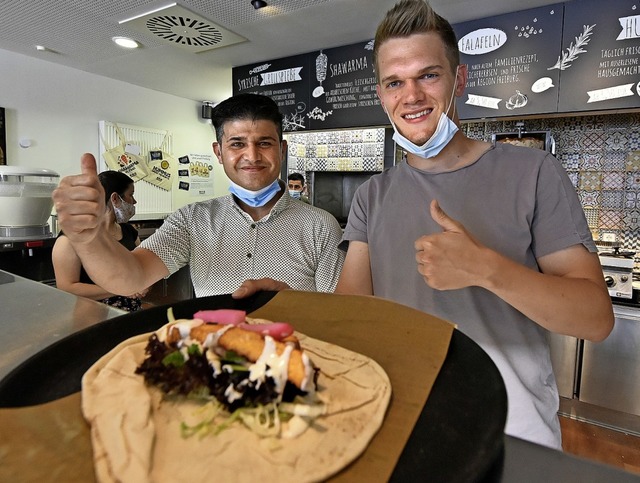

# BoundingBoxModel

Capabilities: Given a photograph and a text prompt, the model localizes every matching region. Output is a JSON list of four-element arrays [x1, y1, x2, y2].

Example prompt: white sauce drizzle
[[174, 318, 203, 339], [249, 336, 293, 397], [202, 324, 233, 349], [224, 384, 243, 403]]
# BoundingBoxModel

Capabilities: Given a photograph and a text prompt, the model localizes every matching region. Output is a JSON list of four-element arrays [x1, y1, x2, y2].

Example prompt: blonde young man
[[223, 0, 612, 448], [53, 94, 344, 299], [334, 0, 613, 448]]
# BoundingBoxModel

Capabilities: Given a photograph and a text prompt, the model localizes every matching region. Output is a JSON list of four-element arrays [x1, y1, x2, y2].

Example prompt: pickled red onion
[[193, 309, 246, 325]]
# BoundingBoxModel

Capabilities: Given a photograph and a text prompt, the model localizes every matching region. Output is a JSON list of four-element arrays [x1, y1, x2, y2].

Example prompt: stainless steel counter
[[551, 302, 640, 437], [579, 303, 640, 422], [0, 269, 125, 380]]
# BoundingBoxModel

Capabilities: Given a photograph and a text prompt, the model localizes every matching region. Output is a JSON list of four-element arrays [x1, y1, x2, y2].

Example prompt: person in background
[[52, 170, 148, 312], [52, 93, 345, 299], [233, 0, 614, 450], [287, 172, 310, 203]]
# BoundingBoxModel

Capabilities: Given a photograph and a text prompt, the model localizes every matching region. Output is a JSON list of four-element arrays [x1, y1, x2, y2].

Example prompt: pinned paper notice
[[124, 143, 141, 156]]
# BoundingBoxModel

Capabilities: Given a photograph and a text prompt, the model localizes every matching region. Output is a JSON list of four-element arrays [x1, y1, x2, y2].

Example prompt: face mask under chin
[[387, 66, 460, 159], [228, 179, 282, 207], [391, 113, 459, 159]]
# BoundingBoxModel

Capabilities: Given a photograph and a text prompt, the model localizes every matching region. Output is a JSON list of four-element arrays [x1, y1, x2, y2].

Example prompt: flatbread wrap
[[81, 310, 392, 483]]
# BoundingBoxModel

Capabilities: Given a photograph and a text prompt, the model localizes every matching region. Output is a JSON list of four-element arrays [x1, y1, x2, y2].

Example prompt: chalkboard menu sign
[[453, 3, 564, 120], [305, 41, 387, 130], [233, 53, 311, 131], [233, 41, 388, 131], [557, 0, 640, 112]]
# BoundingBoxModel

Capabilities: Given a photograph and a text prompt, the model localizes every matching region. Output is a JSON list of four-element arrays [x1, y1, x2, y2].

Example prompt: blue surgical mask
[[288, 189, 301, 199], [388, 67, 460, 159], [229, 179, 281, 207]]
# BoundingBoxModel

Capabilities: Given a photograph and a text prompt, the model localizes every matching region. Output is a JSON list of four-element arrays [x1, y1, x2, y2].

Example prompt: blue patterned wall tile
[[625, 172, 640, 190], [625, 191, 640, 209], [579, 131, 606, 150], [579, 190, 601, 208], [603, 151, 627, 171], [581, 115, 607, 130], [600, 190, 623, 209], [624, 210, 640, 230], [598, 209, 624, 228], [602, 172, 624, 190], [580, 151, 603, 170], [605, 130, 629, 151]]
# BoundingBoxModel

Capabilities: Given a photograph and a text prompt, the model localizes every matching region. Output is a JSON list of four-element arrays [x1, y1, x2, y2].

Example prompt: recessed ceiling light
[[251, 0, 268, 9], [35, 45, 47, 51], [112, 36, 140, 49]]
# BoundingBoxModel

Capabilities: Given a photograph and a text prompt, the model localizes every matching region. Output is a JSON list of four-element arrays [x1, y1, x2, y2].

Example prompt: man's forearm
[[480, 249, 614, 341], [73, 232, 148, 296]]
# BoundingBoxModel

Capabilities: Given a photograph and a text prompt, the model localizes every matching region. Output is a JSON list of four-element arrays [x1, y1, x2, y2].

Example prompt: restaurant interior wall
[[0, 48, 231, 211], [284, 127, 395, 208], [463, 113, 640, 268]]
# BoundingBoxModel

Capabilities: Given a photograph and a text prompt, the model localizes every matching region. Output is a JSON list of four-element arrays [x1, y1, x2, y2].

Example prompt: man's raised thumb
[[430, 199, 458, 232], [80, 153, 98, 176]]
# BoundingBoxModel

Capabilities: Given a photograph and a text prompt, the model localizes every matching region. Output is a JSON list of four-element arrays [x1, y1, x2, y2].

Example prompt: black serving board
[[0, 292, 507, 483]]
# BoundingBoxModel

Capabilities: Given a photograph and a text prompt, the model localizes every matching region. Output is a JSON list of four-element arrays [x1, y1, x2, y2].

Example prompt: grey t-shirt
[[342, 143, 596, 448]]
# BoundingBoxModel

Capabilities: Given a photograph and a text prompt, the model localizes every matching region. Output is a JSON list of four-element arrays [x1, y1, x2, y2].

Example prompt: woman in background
[[53, 170, 148, 311]]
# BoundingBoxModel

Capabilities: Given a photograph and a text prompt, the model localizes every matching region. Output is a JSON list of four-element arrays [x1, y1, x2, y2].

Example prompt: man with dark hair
[[335, 0, 613, 449], [287, 172, 310, 203], [53, 93, 344, 297]]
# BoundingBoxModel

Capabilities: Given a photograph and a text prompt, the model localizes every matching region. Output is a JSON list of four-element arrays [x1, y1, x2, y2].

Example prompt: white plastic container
[[0, 167, 60, 227]]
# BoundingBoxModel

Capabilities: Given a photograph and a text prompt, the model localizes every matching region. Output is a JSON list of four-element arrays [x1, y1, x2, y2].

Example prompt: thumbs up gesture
[[52, 153, 106, 244], [414, 199, 489, 290]]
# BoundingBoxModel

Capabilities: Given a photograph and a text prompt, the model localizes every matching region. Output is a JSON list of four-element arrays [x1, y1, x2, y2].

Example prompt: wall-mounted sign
[[233, 41, 388, 131], [557, 0, 640, 112], [453, 3, 564, 119], [305, 41, 387, 130], [233, 53, 312, 131], [234, 0, 640, 127]]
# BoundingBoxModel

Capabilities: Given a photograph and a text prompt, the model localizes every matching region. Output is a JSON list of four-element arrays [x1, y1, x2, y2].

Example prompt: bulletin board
[[98, 121, 174, 218]]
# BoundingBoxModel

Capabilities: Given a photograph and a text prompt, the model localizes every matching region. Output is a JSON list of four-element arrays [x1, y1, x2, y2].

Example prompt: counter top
[[495, 434, 640, 481], [0, 269, 125, 380], [0, 272, 638, 482], [613, 302, 640, 320]]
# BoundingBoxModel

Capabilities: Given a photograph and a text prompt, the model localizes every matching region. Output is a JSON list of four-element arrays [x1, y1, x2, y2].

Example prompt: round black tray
[[0, 292, 507, 482]]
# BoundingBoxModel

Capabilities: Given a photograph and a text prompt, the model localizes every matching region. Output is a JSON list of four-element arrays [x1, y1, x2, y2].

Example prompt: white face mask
[[228, 179, 281, 207], [288, 189, 302, 199], [388, 66, 460, 159], [114, 195, 136, 223]]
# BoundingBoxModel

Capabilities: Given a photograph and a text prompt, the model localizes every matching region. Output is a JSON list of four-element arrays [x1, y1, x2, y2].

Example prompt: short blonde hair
[[373, 0, 460, 82]]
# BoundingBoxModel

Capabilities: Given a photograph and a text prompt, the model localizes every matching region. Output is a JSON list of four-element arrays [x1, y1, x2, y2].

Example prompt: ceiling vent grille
[[121, 4, 246, 53]]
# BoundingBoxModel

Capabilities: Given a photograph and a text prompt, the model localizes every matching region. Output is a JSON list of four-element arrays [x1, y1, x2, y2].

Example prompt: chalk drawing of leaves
[[548, 24, 596, 71]]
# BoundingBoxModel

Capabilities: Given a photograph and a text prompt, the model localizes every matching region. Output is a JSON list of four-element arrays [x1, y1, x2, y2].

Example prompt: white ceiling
[[0, 0, 561, 104]]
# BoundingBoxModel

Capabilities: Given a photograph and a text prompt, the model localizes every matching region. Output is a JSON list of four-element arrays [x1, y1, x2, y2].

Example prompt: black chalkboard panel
[[306, 41, 388, 130], [233, 41, 388, 131], [232, 53, 312, 131], [453, 3, 564, 120], [557, 0, 640, 112]]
